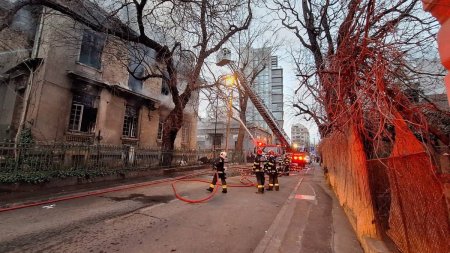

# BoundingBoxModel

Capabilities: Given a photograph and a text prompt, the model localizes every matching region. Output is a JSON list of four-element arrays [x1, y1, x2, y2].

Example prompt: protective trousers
[[268, 174, 279, 191], [208, 172, 227, 193], [255, 172, 265, 193]]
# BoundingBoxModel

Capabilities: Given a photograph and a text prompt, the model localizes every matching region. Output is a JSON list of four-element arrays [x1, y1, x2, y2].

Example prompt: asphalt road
[[0, 164, 363, 253]]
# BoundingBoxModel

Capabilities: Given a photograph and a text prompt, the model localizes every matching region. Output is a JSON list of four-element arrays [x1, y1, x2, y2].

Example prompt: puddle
[[105, 194, 174, 204]]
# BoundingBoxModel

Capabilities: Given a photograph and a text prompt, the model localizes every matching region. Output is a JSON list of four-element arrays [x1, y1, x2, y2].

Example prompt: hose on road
[[171, 168, 256, 204], [0, 171, 209, 213]]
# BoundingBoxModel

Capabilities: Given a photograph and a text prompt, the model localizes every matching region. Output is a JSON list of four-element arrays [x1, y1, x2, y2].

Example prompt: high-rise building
[[291, 123, 310, 150], [246, 48, 284, 140]]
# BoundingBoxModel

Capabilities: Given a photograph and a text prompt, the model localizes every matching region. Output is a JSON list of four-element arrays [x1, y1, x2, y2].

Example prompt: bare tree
[[269, 0, 448, 154], [1, 0, 253, 157]]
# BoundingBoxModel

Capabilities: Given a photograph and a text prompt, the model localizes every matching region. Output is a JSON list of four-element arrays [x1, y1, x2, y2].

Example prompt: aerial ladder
[[217, 48, 291, 149]]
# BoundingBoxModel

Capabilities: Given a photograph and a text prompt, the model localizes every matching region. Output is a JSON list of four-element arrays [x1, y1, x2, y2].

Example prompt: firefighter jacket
[[265, 155, 278, 174], [253, 155, 265, 172], [283, 157, 290, 166], [213, 157, 225, 174]]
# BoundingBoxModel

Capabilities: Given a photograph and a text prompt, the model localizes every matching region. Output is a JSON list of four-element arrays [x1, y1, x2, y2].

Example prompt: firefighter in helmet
[[282, 153, 291, 176], [207, 151, 228, 193], [253, 149, 266, 194], [265, 150, 279, 191]]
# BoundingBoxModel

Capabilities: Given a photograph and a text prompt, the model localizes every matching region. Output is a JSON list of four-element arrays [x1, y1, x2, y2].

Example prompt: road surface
[[0, 164, 362, 253]]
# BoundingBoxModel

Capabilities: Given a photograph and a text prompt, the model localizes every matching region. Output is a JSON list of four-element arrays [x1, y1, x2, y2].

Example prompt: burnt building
[[0, 5, 198, 149]]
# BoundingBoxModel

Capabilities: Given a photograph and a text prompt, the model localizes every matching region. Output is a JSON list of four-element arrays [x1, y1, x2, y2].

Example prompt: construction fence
[[321, 122, 450, 253]]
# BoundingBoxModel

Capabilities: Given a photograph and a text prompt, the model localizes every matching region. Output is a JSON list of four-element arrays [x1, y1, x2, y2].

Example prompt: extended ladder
[[228, 62, 291, 148]]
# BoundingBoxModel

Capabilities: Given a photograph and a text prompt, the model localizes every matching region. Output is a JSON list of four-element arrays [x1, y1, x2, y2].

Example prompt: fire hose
[[170, 169, 256, 204], [0, 171, 209, 213]]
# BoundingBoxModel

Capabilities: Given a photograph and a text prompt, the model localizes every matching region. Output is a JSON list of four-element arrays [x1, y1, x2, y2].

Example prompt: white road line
[[253, 177, 304, 253]]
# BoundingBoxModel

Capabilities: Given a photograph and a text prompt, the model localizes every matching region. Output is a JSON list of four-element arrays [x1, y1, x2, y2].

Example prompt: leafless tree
[[269, 0, 448, 157], [1, 0, 253, 158]]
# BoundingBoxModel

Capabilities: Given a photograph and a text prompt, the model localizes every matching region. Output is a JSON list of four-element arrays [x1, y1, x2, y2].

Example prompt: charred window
[[79, 30, 106, 69], [123, 105, 139, 138], [68, 93, 97, 133]]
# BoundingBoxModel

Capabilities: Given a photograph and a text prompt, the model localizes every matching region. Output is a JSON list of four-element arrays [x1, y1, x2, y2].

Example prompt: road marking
[[42, 204, 56, 209], [253, 177, 304, 253], [295, 194, 316, 201]]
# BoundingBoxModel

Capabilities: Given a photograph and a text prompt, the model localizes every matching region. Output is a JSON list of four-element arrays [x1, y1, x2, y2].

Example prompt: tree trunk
[[160, 104, 185, 166]]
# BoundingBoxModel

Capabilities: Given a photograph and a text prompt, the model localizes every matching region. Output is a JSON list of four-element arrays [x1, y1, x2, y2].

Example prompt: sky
[[197, 4, 320, 144]]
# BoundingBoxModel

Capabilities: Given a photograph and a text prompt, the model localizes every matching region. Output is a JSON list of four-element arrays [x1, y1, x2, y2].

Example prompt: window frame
[[69, 103, 84, 132], [122, 105, 139, 138], [78, 29, 106, 70]]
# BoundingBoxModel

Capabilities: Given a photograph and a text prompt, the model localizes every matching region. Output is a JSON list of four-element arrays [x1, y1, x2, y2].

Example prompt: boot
[[256, 185, 264, 194], [207, 184, 214, 192], [267, 184, 273, 191], [275, 184, 279, 191], [222, 186, 227, 193]]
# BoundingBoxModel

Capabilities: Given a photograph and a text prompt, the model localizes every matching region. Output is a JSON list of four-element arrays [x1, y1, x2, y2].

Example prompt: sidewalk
[[254, 164, 364, 253], [0, 163, 250, 209]]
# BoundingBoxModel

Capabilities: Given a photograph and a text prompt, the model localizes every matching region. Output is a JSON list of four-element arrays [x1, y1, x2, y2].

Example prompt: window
[[128, 45, 154, 93], [271, 56, 278, 68], [161, 79, 170, 95], [68, 93, 97, 133], [212, 134, 222, 147], [123, 105, 139, 138], [157, 121, 164, 140], [181, 123, 190, 144], [79, 30, 106, 69], [128, 64, 144, 93]]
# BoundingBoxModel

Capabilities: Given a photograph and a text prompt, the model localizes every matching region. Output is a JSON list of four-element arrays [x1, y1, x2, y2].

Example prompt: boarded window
[[68, 93, 97, 133], [79, 30, 106, 69], [123, 105, 139, 138]]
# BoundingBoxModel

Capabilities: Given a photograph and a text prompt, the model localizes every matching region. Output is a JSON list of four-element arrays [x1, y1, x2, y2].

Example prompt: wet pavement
[[0, 163, 363, 253]]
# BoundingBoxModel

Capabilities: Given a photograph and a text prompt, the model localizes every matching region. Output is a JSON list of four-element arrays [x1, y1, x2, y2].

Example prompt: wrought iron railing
[[0, 142, 249, 174]]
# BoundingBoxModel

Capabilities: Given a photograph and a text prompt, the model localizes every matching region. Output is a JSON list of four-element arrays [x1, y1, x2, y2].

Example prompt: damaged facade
[[0, 5, 198, 150]]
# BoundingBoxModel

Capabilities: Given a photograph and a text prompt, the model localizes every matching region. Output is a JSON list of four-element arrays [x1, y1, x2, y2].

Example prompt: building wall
[[291, 123, 310, 149], [245, 49, 284, 143], [0, 8, 198, 150], [0, 82, 18, 140], [197, 120, 272, 152]]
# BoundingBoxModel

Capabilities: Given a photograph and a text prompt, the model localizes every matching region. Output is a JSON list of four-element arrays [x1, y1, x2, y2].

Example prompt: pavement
[[0, 163, 363, 253]]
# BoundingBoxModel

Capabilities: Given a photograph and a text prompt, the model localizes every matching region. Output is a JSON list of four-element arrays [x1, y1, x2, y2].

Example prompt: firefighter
[[265, 150, 279, 191], [253, 149, 266, 194], [282, 154, 291, 176], [207, 151, 228, 193]]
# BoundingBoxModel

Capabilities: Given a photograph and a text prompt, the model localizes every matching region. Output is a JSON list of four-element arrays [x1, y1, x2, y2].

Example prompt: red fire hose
[[170, 170, 256, 204], [0, 171, 209, 213]]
